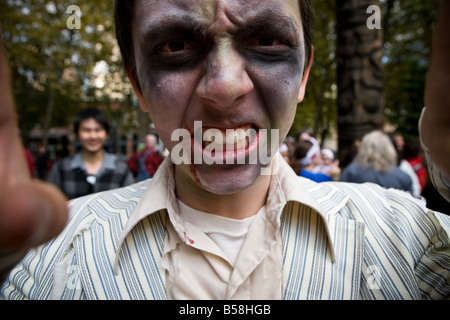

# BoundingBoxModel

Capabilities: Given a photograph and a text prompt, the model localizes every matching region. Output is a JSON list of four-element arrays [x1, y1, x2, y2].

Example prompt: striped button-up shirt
[[1, 155, 449, 300]]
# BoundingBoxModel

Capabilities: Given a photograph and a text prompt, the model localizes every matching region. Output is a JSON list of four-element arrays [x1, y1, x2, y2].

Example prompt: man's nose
[[88, 130, 101, 138], [196, 41, 253, 108]]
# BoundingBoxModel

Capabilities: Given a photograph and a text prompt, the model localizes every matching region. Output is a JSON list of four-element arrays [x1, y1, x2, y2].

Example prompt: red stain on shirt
[[183, 232, 195, 245]]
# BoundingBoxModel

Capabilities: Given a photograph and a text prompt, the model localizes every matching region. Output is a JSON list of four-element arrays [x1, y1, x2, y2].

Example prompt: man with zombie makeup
[[0, 0, 449, 300]]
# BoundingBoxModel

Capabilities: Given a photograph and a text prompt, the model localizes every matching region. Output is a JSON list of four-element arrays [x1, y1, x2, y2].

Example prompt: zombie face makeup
[[130, 0, 310, 195]]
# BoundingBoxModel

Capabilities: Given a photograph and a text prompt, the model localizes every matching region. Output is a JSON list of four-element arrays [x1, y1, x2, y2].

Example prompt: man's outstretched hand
[[0, 38, 68, 280], [422, 0, 450, 179]]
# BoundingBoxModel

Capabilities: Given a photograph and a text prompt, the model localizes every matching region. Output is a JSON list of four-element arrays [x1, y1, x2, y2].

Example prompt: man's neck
[[82, 149, 104, 175], [174, 167, 271, 220]]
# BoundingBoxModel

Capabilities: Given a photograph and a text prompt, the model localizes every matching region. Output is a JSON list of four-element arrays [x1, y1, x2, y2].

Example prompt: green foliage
[[0, 0, 136, 145], [383, 0, 440, 139]]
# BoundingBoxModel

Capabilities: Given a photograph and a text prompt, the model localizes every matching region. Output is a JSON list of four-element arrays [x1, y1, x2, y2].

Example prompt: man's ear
[[298, 45, 314, 103], [126, 67, 149, 112]]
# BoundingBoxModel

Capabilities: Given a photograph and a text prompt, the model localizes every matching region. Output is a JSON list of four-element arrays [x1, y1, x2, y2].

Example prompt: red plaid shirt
[[127, 147, 163, 178]]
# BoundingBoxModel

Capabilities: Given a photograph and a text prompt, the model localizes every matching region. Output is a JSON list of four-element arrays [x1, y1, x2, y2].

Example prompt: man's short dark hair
[[114, 0, 314, 92], [73, 108, 110, 135]]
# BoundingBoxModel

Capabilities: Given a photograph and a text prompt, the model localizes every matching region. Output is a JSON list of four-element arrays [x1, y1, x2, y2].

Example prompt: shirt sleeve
[[380, 186, 450, 300], [0, 245, 75, 299], [420, 107, 450, 203], [415, 210, 450, 299], [0, 197, 94, 300], [423, 149, 450, 204]]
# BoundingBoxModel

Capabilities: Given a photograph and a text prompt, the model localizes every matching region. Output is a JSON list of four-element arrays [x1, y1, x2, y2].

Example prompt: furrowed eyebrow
[[139, 10, 301, 46], [232, 11, 301, 43], [140, 16, 209, 43]]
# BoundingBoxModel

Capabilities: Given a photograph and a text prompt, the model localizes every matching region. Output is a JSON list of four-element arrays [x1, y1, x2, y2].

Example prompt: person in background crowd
[[127, 133, 163, 181], [284, 136, 296, 153], [391, 132, 405, 155], [15, 129, 35, 178], [23, 147, 34, 178], [341, 138, 361, 169], [391, 133, 422, 198], [48, 108, 134, 199], [295, 129, 312, 143], [293, 139, 332, 183], [321, 148, 341, 181], [340, 130, 413, 194], [36, 145, 52, 180], [279, 142, 290, 163], [403, 138, 427, 192]]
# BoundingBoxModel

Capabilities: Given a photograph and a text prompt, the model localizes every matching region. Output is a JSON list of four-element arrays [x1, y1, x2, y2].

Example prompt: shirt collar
[[114, 153, 344, 273], [69, 152, 85, 170], [70, 151, 116, 172], [113, 157, 175, 274], [102, 152, 117, 170]]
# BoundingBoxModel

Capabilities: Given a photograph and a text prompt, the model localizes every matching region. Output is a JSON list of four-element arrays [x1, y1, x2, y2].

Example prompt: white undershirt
[[177, 200, 264, 265]]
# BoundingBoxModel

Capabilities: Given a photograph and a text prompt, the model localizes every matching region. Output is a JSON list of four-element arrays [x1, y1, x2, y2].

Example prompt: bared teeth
[[203, 126, 251, 151]]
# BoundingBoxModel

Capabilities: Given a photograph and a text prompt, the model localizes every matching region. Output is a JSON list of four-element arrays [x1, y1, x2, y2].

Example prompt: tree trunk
[[336, 0, 385, 167]]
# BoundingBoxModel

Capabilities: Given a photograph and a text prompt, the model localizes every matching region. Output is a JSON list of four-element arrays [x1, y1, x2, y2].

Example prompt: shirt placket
[[225, 207, 282, 299]]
